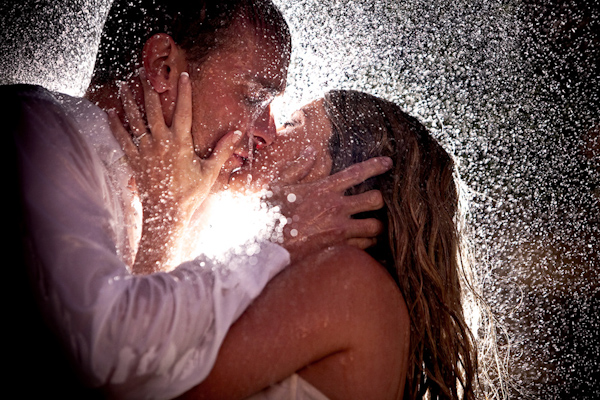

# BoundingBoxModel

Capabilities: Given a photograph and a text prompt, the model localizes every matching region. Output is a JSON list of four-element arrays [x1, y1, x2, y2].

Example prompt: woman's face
[[229, 98, 333, 190]]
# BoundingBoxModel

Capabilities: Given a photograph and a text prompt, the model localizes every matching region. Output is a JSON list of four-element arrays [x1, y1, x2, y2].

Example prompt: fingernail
[[233, 130, 243, 140], [180, 71, 189, 83], [382, 156, 393, 167], [138, 67, 146, 80]]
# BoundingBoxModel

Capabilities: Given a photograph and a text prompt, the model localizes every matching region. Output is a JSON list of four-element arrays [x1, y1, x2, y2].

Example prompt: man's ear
[[142, 33, 185, 93]]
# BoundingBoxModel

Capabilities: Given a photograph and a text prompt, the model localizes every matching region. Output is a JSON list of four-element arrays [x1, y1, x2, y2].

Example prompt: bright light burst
[[184, 190, 286, 266]]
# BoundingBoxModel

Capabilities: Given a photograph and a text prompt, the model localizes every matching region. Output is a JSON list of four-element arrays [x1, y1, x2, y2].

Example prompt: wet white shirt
[[11, 85, 289, 399]]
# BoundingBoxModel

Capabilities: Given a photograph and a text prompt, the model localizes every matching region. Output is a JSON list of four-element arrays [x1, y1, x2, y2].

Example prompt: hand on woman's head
[[227, 96, 392, 261]]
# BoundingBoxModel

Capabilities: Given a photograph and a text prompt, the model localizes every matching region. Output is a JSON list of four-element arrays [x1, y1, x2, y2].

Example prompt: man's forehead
[[223, 31, 288, 93], [227, 59, 286, 94]]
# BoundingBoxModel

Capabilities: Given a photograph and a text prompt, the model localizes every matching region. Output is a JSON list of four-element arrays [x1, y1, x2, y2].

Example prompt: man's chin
[[215, 159, 272, 194], [209, 170, 232, 194], [211, 167, 254, 195], [227, 170, 258, 194]]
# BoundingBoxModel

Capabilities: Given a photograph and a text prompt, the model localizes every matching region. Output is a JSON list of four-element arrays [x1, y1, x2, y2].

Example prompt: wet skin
[[231, 98, 333, 189], [186, 21, 289, 190]]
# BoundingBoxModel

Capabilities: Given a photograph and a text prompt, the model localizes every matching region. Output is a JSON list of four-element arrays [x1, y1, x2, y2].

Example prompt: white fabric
[[11, 85, 290, 399], [246, 374, 330, 400]]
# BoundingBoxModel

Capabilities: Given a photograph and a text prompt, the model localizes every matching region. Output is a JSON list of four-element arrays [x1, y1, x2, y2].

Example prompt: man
[[6, 0, 389, 398]]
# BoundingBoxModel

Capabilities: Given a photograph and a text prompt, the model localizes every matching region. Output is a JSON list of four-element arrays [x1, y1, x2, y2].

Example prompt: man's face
[[187, 23, 289, 189]]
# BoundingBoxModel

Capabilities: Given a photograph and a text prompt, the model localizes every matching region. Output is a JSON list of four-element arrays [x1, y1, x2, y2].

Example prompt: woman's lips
[[231, 153, 245, 167]]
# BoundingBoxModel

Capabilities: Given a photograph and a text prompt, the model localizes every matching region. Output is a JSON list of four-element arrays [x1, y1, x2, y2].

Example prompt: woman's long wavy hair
[[323, 90, 478, 400]]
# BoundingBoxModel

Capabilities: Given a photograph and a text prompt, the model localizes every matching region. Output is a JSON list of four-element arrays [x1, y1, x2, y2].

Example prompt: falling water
[[269, 1, 600, 398], [1, 0, 598, 398]]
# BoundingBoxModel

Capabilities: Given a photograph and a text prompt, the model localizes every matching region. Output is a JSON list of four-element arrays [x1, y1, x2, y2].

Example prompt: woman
[[113, 82, 484, 399], [322, 90, 481, 400], [323, 91, 477, 400], [228, 90, 479, 400]]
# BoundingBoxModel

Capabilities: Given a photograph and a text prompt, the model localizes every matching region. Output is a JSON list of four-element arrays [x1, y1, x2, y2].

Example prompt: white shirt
[[247, 374, 330, 400], [11, 85, 289, 399]]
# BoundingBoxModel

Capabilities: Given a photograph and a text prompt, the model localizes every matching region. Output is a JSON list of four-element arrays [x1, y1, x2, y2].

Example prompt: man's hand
[[268, 156, 392, 263]]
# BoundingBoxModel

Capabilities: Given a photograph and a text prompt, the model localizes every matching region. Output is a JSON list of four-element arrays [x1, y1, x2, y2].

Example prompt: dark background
[[1, 0, 598, 398]]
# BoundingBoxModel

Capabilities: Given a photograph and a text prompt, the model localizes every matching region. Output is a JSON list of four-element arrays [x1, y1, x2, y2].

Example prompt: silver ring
[[133, 132, 147, 146]]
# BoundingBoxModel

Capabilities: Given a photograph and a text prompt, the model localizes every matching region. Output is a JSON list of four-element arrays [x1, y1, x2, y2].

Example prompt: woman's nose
[[249, 106, 276, 150]]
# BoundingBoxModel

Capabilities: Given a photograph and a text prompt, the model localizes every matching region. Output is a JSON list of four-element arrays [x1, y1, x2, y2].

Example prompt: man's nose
[[249, 106, 276, 150]]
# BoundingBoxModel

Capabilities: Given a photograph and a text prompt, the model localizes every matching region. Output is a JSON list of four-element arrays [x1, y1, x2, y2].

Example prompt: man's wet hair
[[90, 0, 291, 86]]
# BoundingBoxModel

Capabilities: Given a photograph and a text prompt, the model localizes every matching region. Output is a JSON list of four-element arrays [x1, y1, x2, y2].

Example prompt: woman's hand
[[108, 69, 243, 274]]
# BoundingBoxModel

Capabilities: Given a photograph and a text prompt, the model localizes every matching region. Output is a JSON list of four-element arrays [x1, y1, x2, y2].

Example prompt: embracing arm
[[179, 245, 410, 400], [9, 85, 288, 399]]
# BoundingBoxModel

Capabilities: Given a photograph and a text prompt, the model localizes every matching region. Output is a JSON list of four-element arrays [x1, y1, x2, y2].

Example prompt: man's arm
[[7, 84, 288, 399], [178, 245, 409, 399], [267, 154, 392, 263]]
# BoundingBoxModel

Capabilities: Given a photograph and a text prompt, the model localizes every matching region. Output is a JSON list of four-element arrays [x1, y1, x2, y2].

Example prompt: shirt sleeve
[[9, 85, 290, 400]]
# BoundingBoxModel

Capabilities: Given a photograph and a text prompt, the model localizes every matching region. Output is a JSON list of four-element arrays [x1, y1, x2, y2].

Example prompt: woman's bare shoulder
[[298, 245, 410, 399], [312, 245, 396, 285]]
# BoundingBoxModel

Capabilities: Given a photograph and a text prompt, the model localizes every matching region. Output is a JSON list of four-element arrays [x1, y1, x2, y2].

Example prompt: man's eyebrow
[[246, 74, 285, 94]]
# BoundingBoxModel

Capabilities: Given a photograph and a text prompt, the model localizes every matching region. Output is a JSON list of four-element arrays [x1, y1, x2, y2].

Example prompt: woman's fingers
[[107, 109, 139, 158], [172, 72, 193, 142], [119, 82, 147, 141], [139, 68, 167, 139], [321, 157, 393, 192], [203, 130, 245, 180]]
